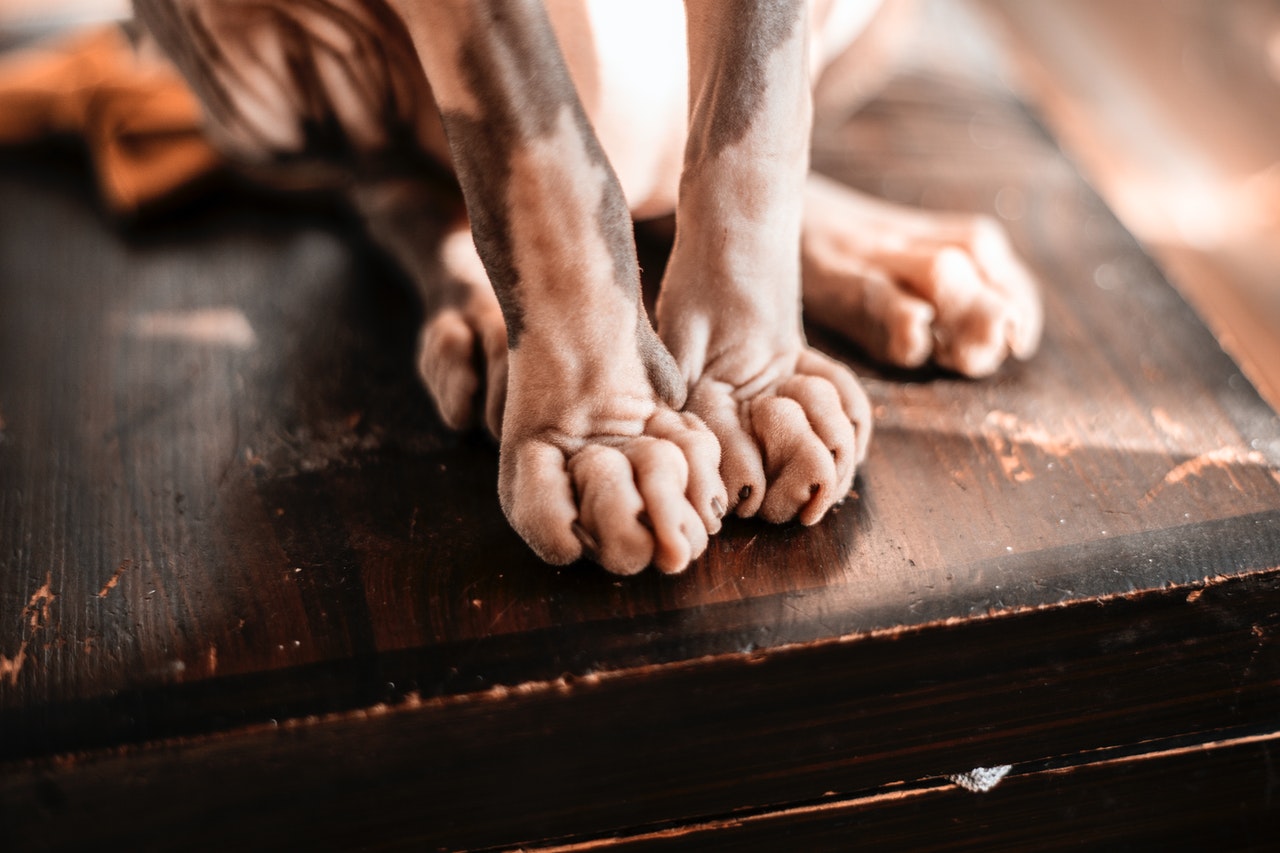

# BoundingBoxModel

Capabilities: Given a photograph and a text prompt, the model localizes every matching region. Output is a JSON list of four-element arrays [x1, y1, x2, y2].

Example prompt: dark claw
[[738, 484, 752, 503]]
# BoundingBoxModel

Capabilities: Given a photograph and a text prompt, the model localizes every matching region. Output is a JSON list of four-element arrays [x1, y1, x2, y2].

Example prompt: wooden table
[[3, 10, 1279, 851]]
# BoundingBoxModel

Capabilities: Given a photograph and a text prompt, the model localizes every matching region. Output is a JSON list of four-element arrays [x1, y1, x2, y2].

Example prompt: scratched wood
[[3, 11, 1280, 852], [528, 732, 1280, 851]]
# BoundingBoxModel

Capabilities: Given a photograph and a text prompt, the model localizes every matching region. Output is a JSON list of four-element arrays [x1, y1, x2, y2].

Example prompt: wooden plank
[[1, 4, 1279, 849], [3, 68, 1278, 727], [518, 731, 1280, 852], [2, 568, 1278, 851]]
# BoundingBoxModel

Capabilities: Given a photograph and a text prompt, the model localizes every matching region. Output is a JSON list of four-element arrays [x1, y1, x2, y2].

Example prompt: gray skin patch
[[443, 2, 614, 353], [636, 312, 686, 410], [440, 2, 681, 406], [688, 0, 806, 163], [444, 111, 527, 344]]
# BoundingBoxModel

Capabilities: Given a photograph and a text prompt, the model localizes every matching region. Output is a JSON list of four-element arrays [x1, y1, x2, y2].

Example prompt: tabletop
[[2, 8, 1279, 851]]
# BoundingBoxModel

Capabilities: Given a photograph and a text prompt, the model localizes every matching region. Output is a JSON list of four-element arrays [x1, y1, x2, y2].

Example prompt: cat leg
[[658, 0, 872, 524], [389, 0, 726, 573]]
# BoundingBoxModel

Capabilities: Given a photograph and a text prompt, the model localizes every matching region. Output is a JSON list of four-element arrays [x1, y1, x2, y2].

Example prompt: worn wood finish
[[2, 567, 1279, 850], [3, 7, 1280, 851], [522, 731, 1280, 852]]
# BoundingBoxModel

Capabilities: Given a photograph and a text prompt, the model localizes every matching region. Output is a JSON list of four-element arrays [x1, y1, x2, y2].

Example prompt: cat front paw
[[686, 347, 871, 524], [500, 407, 726, 575]]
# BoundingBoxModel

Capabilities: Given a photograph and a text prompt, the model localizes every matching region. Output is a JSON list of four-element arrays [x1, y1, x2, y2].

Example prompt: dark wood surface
[[3, 11, 1280, 852], [537, 730, 1280, 851]]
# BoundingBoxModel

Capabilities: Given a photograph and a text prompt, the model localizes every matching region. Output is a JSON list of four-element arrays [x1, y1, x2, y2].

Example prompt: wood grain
[[521, 731, 1280, 852], [2, 7, 1279, 850], [2, 568, 1277, 850]]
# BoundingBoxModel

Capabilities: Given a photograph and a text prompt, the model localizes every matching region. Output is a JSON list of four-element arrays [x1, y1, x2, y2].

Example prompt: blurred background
[[2, 0, 1277, 405], [0, 0, 127, 42], [981, 0, 1280, 411]]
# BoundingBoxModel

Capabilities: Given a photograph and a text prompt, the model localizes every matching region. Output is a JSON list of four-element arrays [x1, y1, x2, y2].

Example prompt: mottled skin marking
[[442, 112, 528, 345], [442, 2, 581, 349], [689, 0, 807, 163], [437, 3, 681, 403], [653, 0, 876, 526]]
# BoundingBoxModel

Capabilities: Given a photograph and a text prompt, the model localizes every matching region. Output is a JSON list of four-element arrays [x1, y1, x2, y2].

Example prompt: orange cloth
[[0, 24, 223, 216]]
